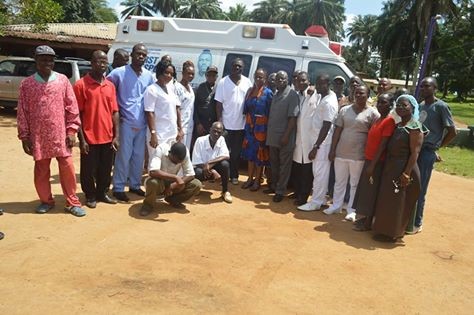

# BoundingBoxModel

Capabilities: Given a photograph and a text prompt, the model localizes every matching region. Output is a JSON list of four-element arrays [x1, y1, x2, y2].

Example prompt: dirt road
[[1, 110, 473, 314]]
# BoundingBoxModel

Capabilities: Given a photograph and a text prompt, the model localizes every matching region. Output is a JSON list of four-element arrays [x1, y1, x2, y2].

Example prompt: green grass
[[441, 95, 474, 126], [434, 146, 474, 178]]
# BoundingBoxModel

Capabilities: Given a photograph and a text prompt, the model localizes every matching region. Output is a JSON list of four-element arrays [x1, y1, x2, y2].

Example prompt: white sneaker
[[344, 212, 357, 222], [323, 206, 342, 215], [222, 191, 233, 203], [297, 202, 321, 212]]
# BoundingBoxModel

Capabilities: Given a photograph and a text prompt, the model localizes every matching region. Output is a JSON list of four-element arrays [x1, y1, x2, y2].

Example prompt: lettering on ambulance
[[144, 49, 162, 72]]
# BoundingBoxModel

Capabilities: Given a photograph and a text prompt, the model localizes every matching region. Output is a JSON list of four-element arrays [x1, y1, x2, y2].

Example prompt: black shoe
[[97, 194, 117, 204], [288, 192, 297, 199], [263, 188, 275, 194], [129, 188, 145, 196], [293, 199, 306, 206], [85, 199, 97, 209], [113, 191, 130, 202], [139, 204, 152, 216], [0, 231, 4, 240], [273, 194, 284, 202]]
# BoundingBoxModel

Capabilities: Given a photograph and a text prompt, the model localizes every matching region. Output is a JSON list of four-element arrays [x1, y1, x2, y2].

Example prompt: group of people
[[15, 43, 456, 242]]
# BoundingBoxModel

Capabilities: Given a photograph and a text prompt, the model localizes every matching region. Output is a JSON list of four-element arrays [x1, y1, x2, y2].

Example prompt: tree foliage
[[174, 0, 222, 19], [226, 3, 250, 22], [120, 0, 155, 19], [0, 0, 63, 32]]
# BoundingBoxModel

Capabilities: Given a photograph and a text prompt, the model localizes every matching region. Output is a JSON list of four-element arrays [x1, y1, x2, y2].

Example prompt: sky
[[107, 0, 385, 42]]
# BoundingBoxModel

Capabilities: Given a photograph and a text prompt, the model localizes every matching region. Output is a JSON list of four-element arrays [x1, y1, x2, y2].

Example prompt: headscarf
[[396, 94, 419, 120]]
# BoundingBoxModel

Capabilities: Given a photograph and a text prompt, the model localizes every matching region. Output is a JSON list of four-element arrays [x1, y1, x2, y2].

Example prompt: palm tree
[[152, 0, 177, 17], [120, 0, 155, 19], [250, 0, 287, 24], [174, 0, 222, 19], [347, 14, 377, 72], [297, 0, 345, 41], [226, 3, 250, 22]]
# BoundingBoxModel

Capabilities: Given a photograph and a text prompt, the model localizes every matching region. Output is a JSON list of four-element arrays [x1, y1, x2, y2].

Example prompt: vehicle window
[[0, 61, 16, 76], [16, 61, 36, 77], [223, 53, 252, 78], [256, 56, 296, 83], [307, 61, 349, 87], [53, 62, 73, 79], [78, 64, 91, 78]]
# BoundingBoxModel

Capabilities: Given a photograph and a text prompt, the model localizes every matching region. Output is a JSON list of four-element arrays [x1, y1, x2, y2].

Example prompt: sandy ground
[[0, 109, 473, 315]]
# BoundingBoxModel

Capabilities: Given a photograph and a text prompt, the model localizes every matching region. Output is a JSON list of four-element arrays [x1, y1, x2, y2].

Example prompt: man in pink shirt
[[17, 45, 86, 217]]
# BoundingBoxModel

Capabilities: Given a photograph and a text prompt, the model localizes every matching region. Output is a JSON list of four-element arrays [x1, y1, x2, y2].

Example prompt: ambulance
[[109, 16, 355, 88]]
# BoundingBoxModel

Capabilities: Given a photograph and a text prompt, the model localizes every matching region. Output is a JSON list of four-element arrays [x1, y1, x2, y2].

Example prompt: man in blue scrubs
[[107, 44, 155, 202]]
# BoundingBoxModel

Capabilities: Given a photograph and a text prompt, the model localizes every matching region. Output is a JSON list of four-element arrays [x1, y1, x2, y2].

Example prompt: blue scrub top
[[107, 65, 155, 128]]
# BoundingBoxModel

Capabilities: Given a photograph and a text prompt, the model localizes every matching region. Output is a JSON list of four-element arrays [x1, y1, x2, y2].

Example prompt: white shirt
[[144, 82, 180, 144], [192, 135, 229, 165], [293, 88, 320, 164], [149, 142, 194, 176], [214, 75, 252, 130], [175, 81, 195, 132], [312, 90, 338, 147]]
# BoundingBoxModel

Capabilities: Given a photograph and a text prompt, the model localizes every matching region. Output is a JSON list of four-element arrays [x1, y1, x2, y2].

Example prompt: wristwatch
[[150, 130, 156, 134], [313, 144, 320, 149]]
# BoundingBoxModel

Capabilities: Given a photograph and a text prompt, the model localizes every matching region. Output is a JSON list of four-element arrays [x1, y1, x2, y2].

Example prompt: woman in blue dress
[[241, 68, 273, 191]]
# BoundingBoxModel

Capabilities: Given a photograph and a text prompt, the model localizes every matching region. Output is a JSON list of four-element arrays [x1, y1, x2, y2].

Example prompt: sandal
[[64, 206, 86, 217], [249, 181, 260, 191], [241, 180, 254, 189]]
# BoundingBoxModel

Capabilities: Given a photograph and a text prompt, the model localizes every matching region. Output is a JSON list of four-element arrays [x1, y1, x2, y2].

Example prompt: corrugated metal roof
[[3, 23, 117, 40]]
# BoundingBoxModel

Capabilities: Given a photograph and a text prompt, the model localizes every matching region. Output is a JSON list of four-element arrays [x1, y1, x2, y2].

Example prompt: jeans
[[415, 147, 437, 227]]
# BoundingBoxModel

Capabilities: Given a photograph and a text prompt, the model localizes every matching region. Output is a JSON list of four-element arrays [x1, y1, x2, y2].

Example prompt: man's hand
[[22, 140, 33, 156], [66, 134, 76, 148], [308, 147, 318, 160], [365, 163, 375, 179], [280, 134, 289, 147], [111, 137, 120, 152], [80, 140, 90, 154], [196, 123, 206, 136], [435, 152, 443, 162], [203, 163, 212, 178], [164, 186, 173, 197], [149, 133, 158, 148], [176, 129, 184, 142], [328, 149, 336, 162]]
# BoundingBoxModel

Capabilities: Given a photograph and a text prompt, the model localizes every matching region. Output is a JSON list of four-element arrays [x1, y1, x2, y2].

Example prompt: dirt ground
[[1, 109, 473, 315]]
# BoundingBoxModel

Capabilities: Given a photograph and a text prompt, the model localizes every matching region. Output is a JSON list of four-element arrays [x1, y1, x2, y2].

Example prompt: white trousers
[[310, 145, 331, 205], [333, 157, 364, 214], [182, 127, 193, 151]]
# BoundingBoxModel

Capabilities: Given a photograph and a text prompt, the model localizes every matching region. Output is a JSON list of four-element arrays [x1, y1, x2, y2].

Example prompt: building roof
[[2, 23, 117, 43]]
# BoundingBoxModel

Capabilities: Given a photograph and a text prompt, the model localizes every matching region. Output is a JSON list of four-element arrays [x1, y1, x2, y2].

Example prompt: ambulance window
[[307, 61, 349, 86], [223, 53, 252, 77], [256, 57, 295, 82]]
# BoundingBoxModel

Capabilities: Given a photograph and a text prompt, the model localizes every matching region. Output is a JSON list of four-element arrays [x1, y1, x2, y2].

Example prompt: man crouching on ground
[[140, 142, 202, 216]]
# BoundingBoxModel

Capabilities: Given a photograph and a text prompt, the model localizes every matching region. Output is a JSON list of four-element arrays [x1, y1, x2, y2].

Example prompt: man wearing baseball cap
[[17, 45, 86, 217], [193, 65, 219, 136]]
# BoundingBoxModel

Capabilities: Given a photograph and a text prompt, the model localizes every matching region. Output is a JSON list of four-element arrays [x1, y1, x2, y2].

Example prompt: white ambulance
[[109, 16, 355, 88]]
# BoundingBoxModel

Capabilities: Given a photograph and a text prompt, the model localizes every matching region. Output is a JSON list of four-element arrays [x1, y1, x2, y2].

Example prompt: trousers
[[34, 156, 81, 207], [194, 160, 230, 192], [292, 161, 313, 203], [80, 143, 114, 200], [333, 157, 364, 214], [269, 144, 294, 195], [310, 146, 332, 206], [143, 178, 202, 207], [224, 129, 245, 179], [113, 122, 146, 192], [415, 147, 437, 227]]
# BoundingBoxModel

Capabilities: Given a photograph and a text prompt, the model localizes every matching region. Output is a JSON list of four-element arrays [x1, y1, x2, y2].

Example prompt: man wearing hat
[[193, 65, 219, 137], [140, 142, 202, 216], [332, 75, 347, 107], [17, 45, 86, 217]]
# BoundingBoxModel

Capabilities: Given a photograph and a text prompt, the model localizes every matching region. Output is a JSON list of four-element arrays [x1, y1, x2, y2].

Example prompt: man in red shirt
[[74, 50, 120, 208]]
